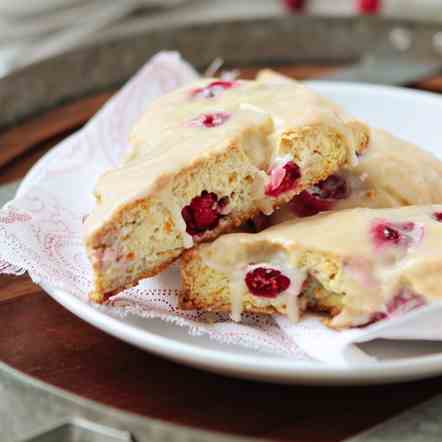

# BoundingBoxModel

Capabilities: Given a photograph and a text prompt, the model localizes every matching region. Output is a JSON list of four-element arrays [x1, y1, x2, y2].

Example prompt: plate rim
[[39, 280, 442, 386], [18, 80, 442, 385]]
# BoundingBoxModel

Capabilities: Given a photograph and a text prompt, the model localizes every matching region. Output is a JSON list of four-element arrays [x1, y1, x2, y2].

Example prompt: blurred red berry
[[358, 0, 381, 14], [282, 0, 305, 12], [265, 161, 301, 197]]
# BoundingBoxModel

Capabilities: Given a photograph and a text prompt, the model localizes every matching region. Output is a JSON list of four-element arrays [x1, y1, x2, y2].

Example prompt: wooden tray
[[2, 16, 442, 442]]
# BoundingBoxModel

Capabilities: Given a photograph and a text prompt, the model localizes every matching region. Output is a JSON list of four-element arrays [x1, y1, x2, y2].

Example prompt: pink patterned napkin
[[2, 51, 441, 366]]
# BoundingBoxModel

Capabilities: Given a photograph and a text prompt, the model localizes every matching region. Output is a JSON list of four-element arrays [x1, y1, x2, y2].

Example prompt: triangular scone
[[181, 206, 442, 329], [254, 71, 442, 224], [271, 128, 442, 223], [85, 78, 369, 302]]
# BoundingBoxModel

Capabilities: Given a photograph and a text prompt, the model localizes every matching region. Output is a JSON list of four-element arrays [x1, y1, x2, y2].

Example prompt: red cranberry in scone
[[245, 267, 291, 298]]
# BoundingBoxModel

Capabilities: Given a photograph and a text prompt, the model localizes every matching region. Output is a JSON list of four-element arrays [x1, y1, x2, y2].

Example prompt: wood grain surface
[[1, 65, 442, 442]]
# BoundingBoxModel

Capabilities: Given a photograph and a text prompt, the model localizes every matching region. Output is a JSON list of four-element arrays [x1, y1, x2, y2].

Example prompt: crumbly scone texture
[[180, 206, 442, 328], [256, 70, 442, 226], [181, 249, 283, 315], [271, 127, 442, 226], [85, 77, 369, 302], [180, 238, 342, 318], [88, 126, 362, 302]]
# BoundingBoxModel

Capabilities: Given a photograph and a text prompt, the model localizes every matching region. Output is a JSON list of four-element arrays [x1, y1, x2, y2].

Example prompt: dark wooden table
[[2, 66, 442, 442]]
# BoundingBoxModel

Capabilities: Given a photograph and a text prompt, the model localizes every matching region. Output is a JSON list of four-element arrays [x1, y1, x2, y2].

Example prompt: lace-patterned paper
[[2, 51, 442, 367]]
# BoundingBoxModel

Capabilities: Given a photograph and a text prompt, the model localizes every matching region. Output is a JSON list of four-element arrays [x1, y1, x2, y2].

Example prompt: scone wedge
[[181, 206, 442, 328], [272, 127, 442, 223], [257, 70, 442, 223], [85, 77, 369, 302]]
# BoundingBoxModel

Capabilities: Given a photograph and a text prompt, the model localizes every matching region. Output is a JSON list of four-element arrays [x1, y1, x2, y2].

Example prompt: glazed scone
[[181, 206, 442, 328], [271, 128, 442, 224], [254, 71, 442, 224], [269, 127, 442, 313], [85, 77, 369, 302]]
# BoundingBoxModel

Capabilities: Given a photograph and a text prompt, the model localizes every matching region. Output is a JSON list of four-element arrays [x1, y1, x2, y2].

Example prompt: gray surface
[[2, 16, 442, 131], [325, 56, 442, 85], [21, 419, 132, 442], [344, 395, 442, 442], [0, 179, 20, 207], [1, 361, 255, 442]]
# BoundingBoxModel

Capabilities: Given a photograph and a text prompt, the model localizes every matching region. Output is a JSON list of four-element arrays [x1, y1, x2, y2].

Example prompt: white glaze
[[200, 205, 442, 327], [85, 78, 361, 238], [270, 128, 442, 227]]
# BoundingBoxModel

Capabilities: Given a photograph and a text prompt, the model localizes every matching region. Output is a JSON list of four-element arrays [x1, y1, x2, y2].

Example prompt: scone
[[272, 128, 442, 223], [255, 71, 442, 223], [85, 77, 369, 302], [181, 206, 442, 328]]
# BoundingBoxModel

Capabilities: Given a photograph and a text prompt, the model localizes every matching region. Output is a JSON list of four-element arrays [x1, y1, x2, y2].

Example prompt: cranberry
[[242, 212, 271, 233], [181, 191, 226, 235], [288, 191, 332, 217], [245, 267, 291, 298], [189, 112, 230, 128], [370, 219, 423, 250], [190, 80, 238, 99], [249, 212, 272, 233], [265, 161, 301, 197], [316, 175, 348, 200], [358, 0, 381, 14], [289, 174, 348, 217], [282, 0, 305, 12], [433, 212, 442, 222]]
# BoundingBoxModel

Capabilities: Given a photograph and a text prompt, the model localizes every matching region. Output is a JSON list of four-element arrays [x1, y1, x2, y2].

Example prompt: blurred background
[[1, 0, 442, 78]]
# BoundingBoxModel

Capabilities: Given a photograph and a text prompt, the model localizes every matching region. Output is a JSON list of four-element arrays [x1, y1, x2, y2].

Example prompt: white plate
[[19, 81, 442, 385]]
